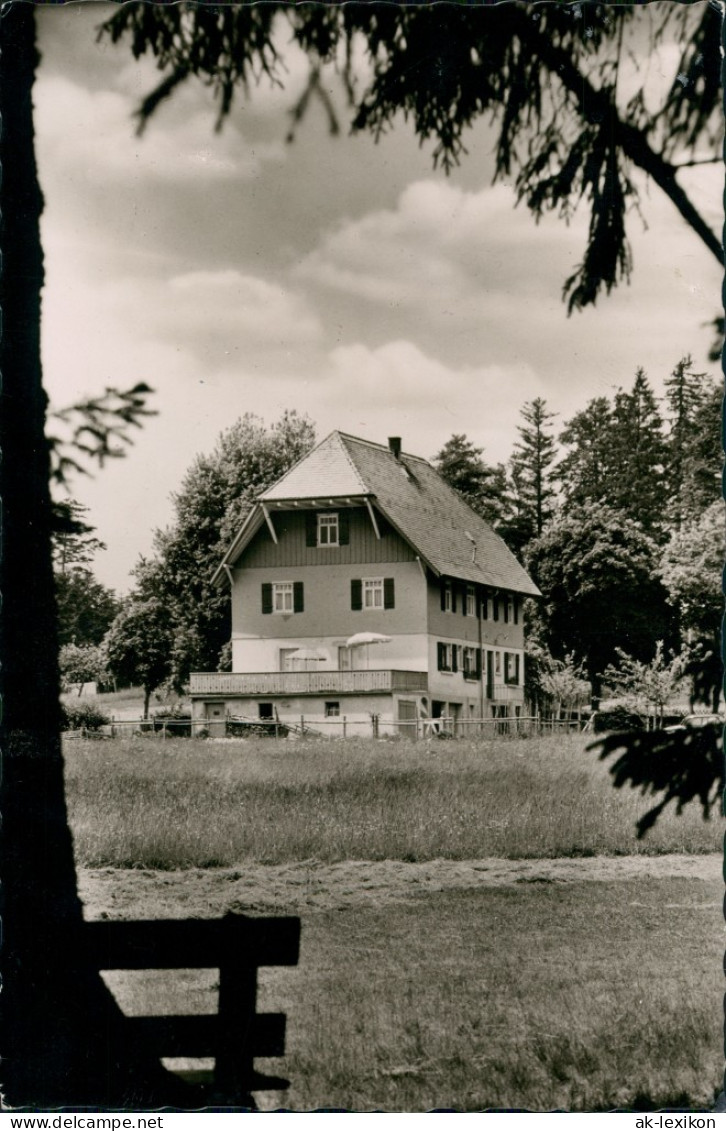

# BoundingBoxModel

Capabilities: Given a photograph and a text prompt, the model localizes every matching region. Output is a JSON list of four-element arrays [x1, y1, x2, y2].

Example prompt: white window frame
[[495, 650, 502, 676], [444, 580, 453, 612], [463, 646, 478, 678], [317, 512, 339, 547], [441, 643, 453, 672], [466, 585, 476, 617], [272, 581, 294, 614], [363, 577, 384, 610]]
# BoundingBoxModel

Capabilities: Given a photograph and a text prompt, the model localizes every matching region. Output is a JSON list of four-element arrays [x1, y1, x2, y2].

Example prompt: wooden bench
[[86, 912, 300, 1101]]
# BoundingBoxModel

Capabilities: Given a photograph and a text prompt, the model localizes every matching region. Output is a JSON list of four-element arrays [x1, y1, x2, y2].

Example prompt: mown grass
[[65, 733, 720, 868], [105, 875, 722, 1111]]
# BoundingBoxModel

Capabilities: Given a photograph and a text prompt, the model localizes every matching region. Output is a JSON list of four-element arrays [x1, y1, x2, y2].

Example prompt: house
[[190, 432, 541, 736]]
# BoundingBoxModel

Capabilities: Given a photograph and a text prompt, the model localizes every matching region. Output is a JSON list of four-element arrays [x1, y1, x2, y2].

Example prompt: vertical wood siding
[[242, 508, 416, 568]]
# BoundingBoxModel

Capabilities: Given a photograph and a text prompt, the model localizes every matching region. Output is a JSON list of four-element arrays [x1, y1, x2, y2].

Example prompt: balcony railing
[[190, 669, 429, 697]]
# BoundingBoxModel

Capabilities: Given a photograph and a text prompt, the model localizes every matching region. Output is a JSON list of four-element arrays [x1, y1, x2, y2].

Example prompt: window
[[307, 511, 349, 547], [351, 577, 395, 610], [274, 582, 293, 613], [504, 593, 516, 624], [504, 652, 521, 686], [262, 581, 304, 614], [325, 701, 340, 717], [466, 585, 477, 617], [443, 580, 453, 612], [437, 642, 460, 673], [317, 512, 339, 546], [492, 594, 500, 622], [363, 577, 384, 609], [463, 646, 480, 680], [495, 651, 502, 676], [481, 591, 489, 620]]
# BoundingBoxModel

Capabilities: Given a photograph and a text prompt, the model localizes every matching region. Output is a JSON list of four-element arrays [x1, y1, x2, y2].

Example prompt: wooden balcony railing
[[190, 669, 429, 697]]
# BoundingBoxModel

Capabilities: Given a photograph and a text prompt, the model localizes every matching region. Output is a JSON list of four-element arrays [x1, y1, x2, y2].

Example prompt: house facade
[[190, 432, 540, 735]]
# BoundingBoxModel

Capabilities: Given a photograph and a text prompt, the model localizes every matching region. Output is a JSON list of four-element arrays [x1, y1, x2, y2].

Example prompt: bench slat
[[86, 915, 300, 968], [127, 1012, 286, 1057]]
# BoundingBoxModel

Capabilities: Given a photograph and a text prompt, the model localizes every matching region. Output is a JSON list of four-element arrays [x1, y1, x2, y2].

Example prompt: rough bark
[[0, 5, 194, 1106]]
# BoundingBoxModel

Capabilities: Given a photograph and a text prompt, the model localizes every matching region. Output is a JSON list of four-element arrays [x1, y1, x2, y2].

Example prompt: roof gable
[[261, 431, 369, 501], [217, 431, 540, 596]]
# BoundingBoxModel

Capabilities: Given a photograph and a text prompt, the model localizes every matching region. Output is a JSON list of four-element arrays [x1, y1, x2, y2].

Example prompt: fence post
[[111, 715, 115, 739], [342, 716, 347, 738], [300, 715, 305, 736]]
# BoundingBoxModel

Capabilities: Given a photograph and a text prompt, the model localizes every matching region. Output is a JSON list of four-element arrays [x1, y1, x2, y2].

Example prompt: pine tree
[[509, 398, 557, 543], [609, 369, 668, 535], [664, 356, 720, 528], [433, 434, 509, 527], [556, 396, 615, 511]]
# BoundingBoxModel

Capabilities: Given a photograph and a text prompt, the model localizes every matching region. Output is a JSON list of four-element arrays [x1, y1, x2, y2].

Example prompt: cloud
[[34, 74, 285, 188]]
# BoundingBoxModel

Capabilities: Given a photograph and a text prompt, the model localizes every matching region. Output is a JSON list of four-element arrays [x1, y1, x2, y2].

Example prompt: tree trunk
[[0, 7, 193, 1106]]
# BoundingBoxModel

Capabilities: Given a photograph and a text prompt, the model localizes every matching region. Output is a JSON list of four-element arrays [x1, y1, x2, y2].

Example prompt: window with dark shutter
[[305, 513, 317, 547], [383, 578, 395, 609], [293, 581, 304, 613], [338, 511, 350, 545], [351, 578, 363, 611], [261, 583, 273, 614], [437, 642, 446, 671]]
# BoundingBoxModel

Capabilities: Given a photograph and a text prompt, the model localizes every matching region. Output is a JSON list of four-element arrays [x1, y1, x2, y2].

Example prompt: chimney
[[388, 437, 402, 460]]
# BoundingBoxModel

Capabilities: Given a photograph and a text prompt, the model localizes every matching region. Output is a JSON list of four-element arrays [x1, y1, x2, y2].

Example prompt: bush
[[151, 707, 192, 737], [591, 705, 646, 734], [61, 701, 110, 732]]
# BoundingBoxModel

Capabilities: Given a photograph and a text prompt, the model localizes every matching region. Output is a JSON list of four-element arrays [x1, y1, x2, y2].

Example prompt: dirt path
[[78, 853, 722, 920]]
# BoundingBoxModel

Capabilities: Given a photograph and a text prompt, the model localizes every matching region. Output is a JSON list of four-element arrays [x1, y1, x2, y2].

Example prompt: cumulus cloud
[[34, 74, 285, 187]]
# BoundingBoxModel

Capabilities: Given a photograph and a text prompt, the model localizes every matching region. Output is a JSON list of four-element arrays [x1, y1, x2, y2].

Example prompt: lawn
[[67, 732, 724, 1110], [65, 733, 720, 868]]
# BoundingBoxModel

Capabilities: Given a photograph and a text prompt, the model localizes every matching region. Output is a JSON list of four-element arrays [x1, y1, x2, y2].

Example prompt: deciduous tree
[[103, 597, 173, 719], [526, 504, 674, 697]]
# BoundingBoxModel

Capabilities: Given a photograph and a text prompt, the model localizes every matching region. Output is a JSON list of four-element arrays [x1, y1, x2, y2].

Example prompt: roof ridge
[[333, 432, 370, 492], [338, 431, 430, 465]]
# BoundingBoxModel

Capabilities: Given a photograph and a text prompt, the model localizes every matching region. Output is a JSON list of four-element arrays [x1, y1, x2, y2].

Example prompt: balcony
[[190, 669, 428, 698]]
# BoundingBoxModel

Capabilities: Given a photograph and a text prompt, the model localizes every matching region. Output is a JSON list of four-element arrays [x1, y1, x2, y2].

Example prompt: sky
[[34, 3, 723, 593]]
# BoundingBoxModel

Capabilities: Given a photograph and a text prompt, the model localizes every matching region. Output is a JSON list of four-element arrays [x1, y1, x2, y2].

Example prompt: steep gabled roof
[[215, 431, 540, 596]]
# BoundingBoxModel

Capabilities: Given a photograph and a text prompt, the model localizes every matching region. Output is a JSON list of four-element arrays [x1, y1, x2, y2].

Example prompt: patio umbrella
[[345, 632, 392, 669]]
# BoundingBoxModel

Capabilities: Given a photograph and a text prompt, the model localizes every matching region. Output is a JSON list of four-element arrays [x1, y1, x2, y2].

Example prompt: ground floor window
[[325, 701, 340, 717], [259, 703, 274, 719]]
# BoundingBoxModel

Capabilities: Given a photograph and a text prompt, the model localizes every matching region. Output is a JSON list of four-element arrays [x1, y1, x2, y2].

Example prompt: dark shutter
[[437, 642, 446, 671], [451, 584, 457, 613], [293, 581, 304, 613], [338, 511, 350, 545], [481, 589, 488, 620], [383, 578, 395, 609], [451, 645, 458, 673], [351, 579, 362, 611], [493, 594, 499, 622], [261, 583, 273, 615], [305, 513, 317, 547], [514, 654, 520, 684], [504, 653, 510, 683], [462, 584, 468, 616], [513, 597, 519, 625], [440, 578, 447, 611], [475, 648, 482, 680]]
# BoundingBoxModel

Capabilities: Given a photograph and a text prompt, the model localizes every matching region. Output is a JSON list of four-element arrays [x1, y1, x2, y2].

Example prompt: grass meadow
[[67, 731, 724, 1110], [65, 732, 720, 868]]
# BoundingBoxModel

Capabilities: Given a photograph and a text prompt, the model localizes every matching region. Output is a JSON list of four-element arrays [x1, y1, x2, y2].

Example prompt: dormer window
[[317, 512, 339, 546]]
